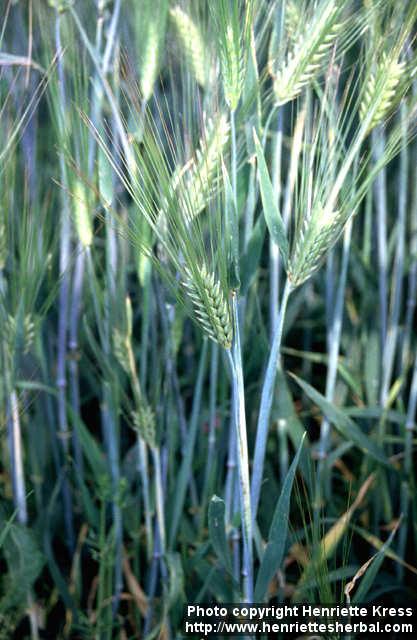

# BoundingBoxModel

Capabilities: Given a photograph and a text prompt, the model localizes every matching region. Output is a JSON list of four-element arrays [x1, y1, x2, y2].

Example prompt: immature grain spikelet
[[183, 264, 232, 349], [132, 404, 156, 449], [136, 0, 169, 102], [360, 53, 406, 133], [170, 5, 208, 88], [288, 207, 343, 287], [113, 328, 130, 373], [272, 0, 343, 105], [285, 0, 302, 38], [6, 313, 36, 355], [213, 0, 254, 111], [73, 180, 93, 247]]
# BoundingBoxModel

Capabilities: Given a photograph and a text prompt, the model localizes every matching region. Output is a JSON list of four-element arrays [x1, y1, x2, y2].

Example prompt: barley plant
[[1, 0, 417, 637]]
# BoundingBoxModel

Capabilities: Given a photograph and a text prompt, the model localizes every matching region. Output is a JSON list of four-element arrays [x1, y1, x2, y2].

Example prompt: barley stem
[[228, 294, 253, 602], [270, 109, 283, 340], [317, 219, 352, 497], [372, 129, 388, 359], [55, 11, 74, 552], [251, 278, 292, 523], [200, 341, 220, 532]]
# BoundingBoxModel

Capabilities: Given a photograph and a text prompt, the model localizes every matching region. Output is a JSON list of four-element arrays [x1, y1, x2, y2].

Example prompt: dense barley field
[[1, 0, 417, 638]]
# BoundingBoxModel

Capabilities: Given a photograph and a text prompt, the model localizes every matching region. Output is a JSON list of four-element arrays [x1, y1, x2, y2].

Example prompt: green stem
[[251, 278, 292, 522], [228, 294, 253, 603]]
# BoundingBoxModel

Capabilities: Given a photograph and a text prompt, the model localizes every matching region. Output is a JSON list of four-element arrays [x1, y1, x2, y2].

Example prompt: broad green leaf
[[208, 496, 232, 574], [254, 434, 305, 601], [253, 129, 289, 268], [290, 374, 391, 468]]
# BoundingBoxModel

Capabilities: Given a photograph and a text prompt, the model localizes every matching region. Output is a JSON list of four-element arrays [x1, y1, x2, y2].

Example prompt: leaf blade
[[290, 374, 391, 468], [254, 434, 305, 601], [253, 129, 289, 269]]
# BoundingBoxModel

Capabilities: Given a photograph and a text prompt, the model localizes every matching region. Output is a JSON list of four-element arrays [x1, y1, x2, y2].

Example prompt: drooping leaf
[[253, 129, 289, 269], [347, 521, 401, 603], [290, 374, 391, 468], [254, 434, 305, 601]]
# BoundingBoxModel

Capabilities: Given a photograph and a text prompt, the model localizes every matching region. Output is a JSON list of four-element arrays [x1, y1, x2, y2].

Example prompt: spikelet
[[137, 0, 168, 102], [132, 404, 156, 449], [359, 53, 406, 133], [173, 114, 229, 220], [272, 2, 342, 105], [222, 22, 244, 111], [183, 264, 233, 349], [113, 328, 130, 373], [170, 6, 208, 88], [285, 0, 302, 38], [6, 313, 35, 355], [214, 0, 253, 111], [288, 207, 342, 287], [73, 180, 93, 247]]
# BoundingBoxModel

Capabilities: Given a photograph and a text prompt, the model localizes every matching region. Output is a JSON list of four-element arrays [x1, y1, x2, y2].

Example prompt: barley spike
[[183, 264, 232, 349]]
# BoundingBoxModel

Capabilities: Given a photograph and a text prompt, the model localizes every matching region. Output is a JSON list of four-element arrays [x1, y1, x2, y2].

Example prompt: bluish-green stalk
[[200, 341, 220, 532], [251, 278, 292, 522], [270, 109, 283, 339], [229, 101, 253, 602], [318, 219, 352, 495], [55, 10, 75, 552]]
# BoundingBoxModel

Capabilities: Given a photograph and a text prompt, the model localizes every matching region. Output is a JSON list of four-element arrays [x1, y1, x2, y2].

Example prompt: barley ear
[[288, 207, 344, 288], [173, 113, 229, 220], [183, 264, 233, 349], [170, 5, 208, 88], [212, 0, 254, 111], [136, 0, 169, 102], [360, 53, 407, 133], [271, 0, 343, 105]]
